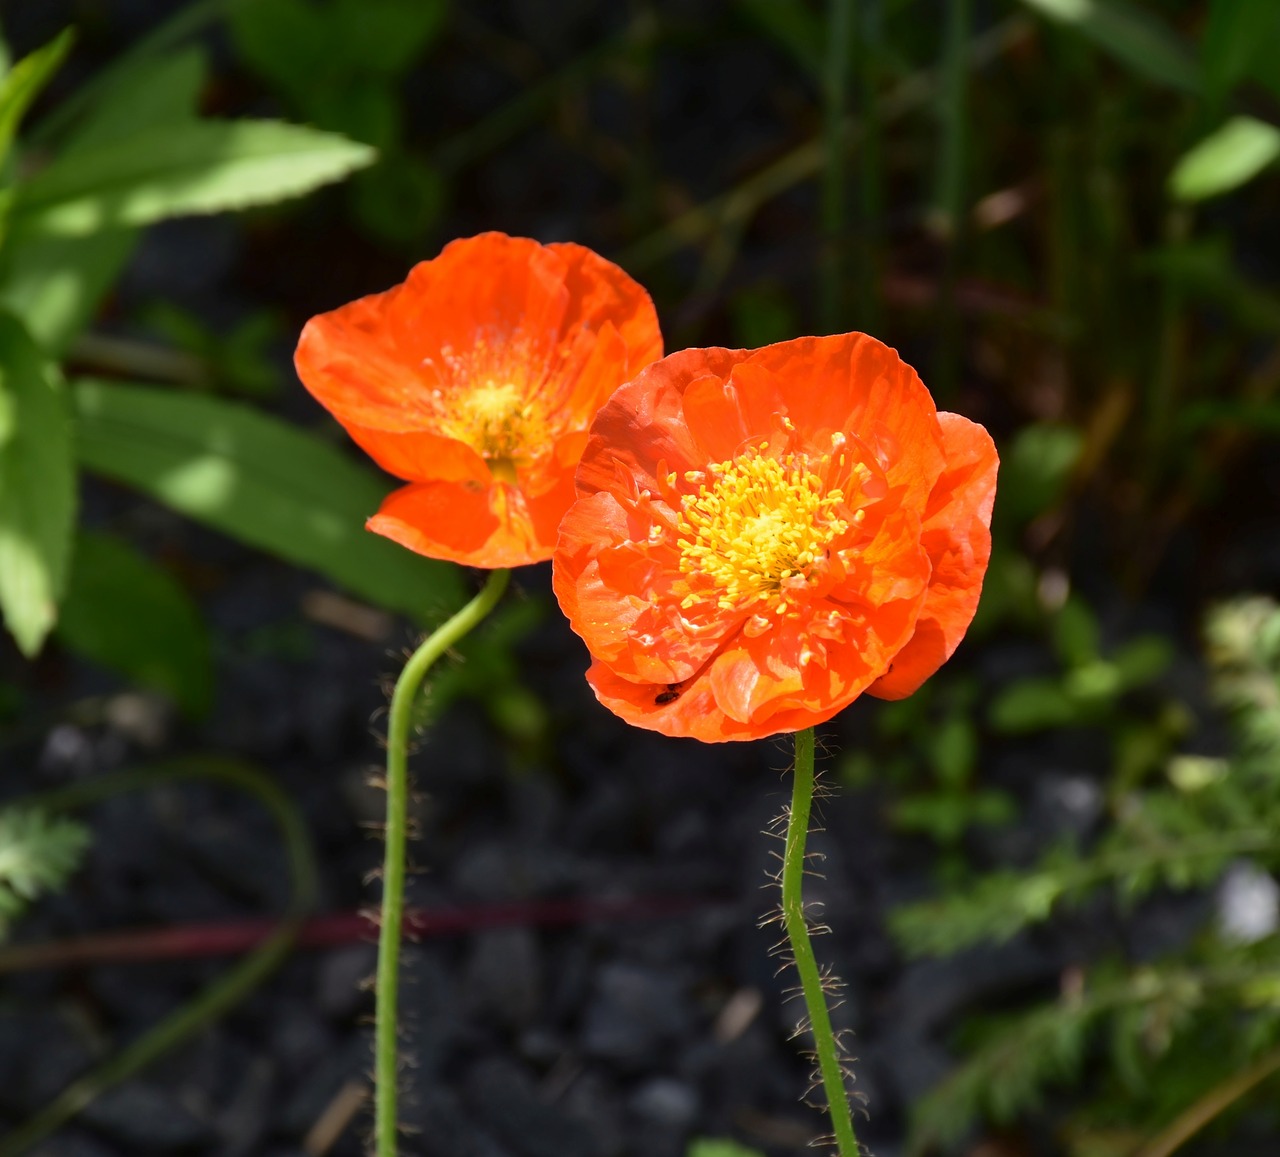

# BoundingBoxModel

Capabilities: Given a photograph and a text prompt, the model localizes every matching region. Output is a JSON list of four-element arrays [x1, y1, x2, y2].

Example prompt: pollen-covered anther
[[675, 446, 856, 614], [442, 370, 552, 466]]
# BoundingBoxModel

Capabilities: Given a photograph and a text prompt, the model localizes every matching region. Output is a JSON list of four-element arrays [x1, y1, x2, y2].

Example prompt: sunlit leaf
[[56, 531, 213, 716], [0, 808, 90, 939], [1016, 0, 1199, 92], [0, 312, 74, 656], [10, 120, 376, 236], [1170, 116, 1280, 202], [71, 380, 464, 623], [0, 50, 207, 355]]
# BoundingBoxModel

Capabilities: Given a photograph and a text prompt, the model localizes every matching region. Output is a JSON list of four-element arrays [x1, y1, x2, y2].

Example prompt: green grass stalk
[[933, 0, 972, 399], [821, 0, 853, 333]]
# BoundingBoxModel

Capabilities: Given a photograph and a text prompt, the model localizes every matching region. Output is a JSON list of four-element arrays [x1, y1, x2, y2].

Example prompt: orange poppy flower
[[294, 232, 663, 568], [552, 333, 997, 741]]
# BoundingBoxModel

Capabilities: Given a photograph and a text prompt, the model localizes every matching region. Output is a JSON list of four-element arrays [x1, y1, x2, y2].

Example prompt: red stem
[[0, 894, 725, 973]]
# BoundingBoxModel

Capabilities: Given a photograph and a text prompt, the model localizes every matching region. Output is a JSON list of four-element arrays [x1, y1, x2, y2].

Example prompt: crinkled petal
[[869, 412, 998, 699]]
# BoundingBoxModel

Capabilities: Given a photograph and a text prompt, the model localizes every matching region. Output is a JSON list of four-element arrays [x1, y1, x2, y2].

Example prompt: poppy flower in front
[[294, 232, 663, 568], [552, 333, 998, 741]]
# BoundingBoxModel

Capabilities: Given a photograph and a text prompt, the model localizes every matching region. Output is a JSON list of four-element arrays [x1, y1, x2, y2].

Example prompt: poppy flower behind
[[294, 232, 663, 568], [552, 333, 998, 742]]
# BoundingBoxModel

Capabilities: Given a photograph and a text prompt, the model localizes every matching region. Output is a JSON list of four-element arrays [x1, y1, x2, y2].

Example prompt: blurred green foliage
[[0, 11, 466, 715], [0, 0, 1278, 1148], [0, 806, 89, 939], [229, 0, 449, 243], [896, 596, 1280, 1154]]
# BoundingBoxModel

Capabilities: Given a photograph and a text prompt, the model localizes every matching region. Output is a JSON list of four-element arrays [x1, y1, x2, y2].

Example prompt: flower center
[[676, 446, 855, 613], [431, 335, 556, 476]]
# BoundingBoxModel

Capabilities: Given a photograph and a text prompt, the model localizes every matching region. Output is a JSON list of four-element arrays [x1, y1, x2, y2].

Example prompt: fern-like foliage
[[908, 957, 1280, 1153], [0, 807, 90, 937], [894, 596, 1280, 1151]]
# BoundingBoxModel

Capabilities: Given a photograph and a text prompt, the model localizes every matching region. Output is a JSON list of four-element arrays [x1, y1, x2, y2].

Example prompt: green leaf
[[1111, 635, 1173, 690], [56, 531, 213, 716], [0, 29, 73, 169], [1140, 236, 1280, 334], [62, 47, 207, 153], [1201, 0, 1280, 105], [1016, 0, 1199, 92], [351, 151, 444, 242], [0, 51, 208, 356], [10, 120, 376, 236], [0, 807, 90, 938], [995, 423, 1083, 529], [71, 380, 464, 623], [229, 0, 343, 108], [686, 1141, 767, 1157], [1053, 596, 1101, 668], [230, 0, 447, 100], [928, 711, 977, 787], [0, 311, 75, 656], [1170, 116, 1280, 203], [332, 0, 449, 78], [988, 677, 1080, 733]]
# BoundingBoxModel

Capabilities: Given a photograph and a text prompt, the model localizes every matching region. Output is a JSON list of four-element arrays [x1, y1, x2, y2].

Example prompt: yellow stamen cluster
[[676, 446, 853, 613], [430, 336, 555, 476]]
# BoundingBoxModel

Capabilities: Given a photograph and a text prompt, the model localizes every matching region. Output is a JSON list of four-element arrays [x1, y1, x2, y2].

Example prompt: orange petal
[[575, 348, 749, 497], [868, 413, 997, 699], [296, 232, 663, 570], [368, 478, 548, 568]]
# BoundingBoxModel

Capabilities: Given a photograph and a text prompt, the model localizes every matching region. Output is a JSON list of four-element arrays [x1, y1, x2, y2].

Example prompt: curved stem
[[375, 567, 510, 1157], [0, 757, 317, 1157], [782, 727, 859, 1155], [1134, 1044, 1280, 1157]]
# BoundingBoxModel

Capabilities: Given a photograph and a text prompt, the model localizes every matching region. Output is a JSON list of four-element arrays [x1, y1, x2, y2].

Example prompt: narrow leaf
[[1017, 0, 1199, 92], [57, 531, 213, 716], [0, 312, 75, 656], [71, 380, 464, 623], [11, 120, 376, 236], [0, 29, 73, 166], [1202, 0, 1280, 106], [1170, 116, 1280, 202]]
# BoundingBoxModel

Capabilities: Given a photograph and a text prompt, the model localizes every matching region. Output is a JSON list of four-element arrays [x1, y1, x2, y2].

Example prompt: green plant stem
[[0, 757, 316, 1157], [375, 567, 510, 1157], [782, 727, 858, 1155], [820, 0, 852, 333]]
